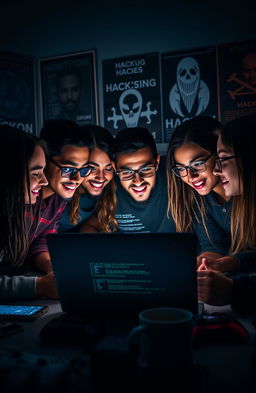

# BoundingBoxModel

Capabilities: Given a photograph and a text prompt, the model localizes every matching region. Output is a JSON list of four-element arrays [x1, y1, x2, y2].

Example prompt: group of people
[[0, 114, 255, 312]]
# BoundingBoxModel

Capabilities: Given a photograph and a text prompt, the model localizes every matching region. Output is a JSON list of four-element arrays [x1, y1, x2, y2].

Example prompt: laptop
[[47, 232, 198, 320]]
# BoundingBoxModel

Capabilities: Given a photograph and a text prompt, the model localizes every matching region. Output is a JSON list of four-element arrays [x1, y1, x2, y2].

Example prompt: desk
[[0, 300, 255, 393]]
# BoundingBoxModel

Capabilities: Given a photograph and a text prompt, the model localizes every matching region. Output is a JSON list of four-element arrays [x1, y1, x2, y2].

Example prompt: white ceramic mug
[[129, 307, 194, 370]]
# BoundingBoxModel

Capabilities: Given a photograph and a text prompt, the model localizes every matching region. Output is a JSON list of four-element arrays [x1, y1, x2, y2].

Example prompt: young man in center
[[81, 127, 176, 233]]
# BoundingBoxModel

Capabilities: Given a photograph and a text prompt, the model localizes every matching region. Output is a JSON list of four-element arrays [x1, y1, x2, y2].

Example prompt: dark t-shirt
[[58, 192, 96, 232], [115, 160, 176, 233]]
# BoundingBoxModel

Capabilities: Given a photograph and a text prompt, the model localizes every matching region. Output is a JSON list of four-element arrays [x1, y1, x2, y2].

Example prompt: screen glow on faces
[[214, 135, 242, 197], [82, 147, 115, 196], [116, 147, 160, 202], [25, 145, 48, 204], [45, 145, 89, 199], [173, 143, 220, 196]]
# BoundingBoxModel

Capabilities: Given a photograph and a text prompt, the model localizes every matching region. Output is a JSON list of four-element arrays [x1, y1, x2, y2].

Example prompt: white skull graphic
[[119, 89, 142, 127], [177, 57, 200, 113]]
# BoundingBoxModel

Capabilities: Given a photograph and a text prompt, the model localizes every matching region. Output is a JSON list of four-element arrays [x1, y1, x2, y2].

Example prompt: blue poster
[[40, 50, 98, 126], [0, 51, 37, 134], [161, 47, 219, 142]]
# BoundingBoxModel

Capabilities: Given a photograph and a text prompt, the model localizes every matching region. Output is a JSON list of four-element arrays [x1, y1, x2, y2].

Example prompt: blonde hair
[[221, 116, 256, 254]]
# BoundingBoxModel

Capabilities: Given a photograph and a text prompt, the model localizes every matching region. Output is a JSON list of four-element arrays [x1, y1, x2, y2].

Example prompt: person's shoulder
[[44, 193, 67, 210]]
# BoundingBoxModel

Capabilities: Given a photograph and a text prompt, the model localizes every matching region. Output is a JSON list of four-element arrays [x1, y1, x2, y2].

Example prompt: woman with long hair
[[0, 125, 57, 300], [198, 114, 256, 308], [166, 116, 231, 259], [59, 125, 117, 233]]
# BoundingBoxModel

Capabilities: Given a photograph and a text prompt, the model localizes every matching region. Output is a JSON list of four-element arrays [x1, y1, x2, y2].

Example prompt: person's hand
[[35, 272, 59, 299], [197, 252, 223, 269], [197, 270, 234, 306], [198, 255, 238, 272]]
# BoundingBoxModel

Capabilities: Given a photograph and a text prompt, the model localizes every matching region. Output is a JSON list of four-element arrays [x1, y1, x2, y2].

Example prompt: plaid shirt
[[26, 193, 67, 260]]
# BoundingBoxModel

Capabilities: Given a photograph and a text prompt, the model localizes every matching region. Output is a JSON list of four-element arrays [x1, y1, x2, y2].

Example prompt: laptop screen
[[47, 232, 198, 317]]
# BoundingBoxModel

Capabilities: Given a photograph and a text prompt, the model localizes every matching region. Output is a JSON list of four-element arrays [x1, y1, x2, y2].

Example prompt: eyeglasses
[[215, 155, 237, 172], [171, 153, 213, 177], [50, 159, 93, 178], [116, 165, 157, 181]]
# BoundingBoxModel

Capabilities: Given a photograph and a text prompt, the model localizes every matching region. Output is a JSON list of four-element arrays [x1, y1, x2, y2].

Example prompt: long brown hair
[[0, 126, 45, 266], [220, 115, 256, 254], [166, 117, 221, 233]]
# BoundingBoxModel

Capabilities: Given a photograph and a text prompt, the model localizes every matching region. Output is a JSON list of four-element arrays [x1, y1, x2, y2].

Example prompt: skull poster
[[40, 50, 98, 127], [218, 40, 256, 124], [103, 53, 162, 142], [0, 51, 37, 134], [161, 47, 218, 142]]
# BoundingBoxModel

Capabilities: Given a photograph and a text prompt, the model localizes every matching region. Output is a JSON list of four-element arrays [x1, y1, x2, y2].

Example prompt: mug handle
[[128, 325, 148, 360]]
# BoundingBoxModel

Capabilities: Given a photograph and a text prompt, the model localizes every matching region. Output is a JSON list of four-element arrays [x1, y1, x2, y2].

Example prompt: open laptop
[[47, 232, 198, 320]]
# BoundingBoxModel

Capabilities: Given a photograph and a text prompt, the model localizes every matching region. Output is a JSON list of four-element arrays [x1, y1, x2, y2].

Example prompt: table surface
[[0, 299, 255, 393]]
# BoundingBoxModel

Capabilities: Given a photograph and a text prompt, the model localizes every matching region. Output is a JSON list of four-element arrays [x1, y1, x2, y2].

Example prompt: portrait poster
[[103, 53, 162, 142], [0, 51, 37, 134], [40, 50, 98, 126], [161, 47, 219, 143], [218, 40, 256, 123]]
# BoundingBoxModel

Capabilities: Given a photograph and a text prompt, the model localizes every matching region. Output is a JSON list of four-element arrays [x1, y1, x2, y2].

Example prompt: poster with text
[[0, 51, 37, 134], [218, 40, 256, 123], [161, 47, 219, 142], [40, 50, 98, 126], [103, 53, 162, 142]]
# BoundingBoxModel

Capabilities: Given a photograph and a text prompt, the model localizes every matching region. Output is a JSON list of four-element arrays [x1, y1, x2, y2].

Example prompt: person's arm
[[197, 270, 234, 306], [29, 202, 66, 273], [198, 269, 256, 311], [0, 273, 59, 301], [35, 272, 58, 299], [33, 252, 52, 273], [79, 214, 102, 233], [0, 275, 36, 300], [234, 250, 256, 273]]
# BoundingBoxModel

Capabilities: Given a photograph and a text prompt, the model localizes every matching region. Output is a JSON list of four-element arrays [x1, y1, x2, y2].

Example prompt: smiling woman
[[0, 125, 58, 301], [214, 114, 256, 254], [166, 116, 224, 233], [0, 125, 47, 266]]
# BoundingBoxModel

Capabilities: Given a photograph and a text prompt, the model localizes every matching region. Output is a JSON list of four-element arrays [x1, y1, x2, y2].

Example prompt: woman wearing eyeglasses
[[198, 114, 256, 308], [166, 116, 233, 262], [59, 125, 117, 233]]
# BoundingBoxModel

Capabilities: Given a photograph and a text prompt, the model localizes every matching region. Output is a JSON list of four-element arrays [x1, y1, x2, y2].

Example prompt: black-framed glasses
[[171, 153, 213, 178], [116, 165, 157, 181], [215, 155, 237, 171], [50, 159, 93, 178]]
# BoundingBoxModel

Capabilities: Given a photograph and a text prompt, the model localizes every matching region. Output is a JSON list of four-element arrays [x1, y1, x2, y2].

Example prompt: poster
[[218, 40, 256, 123], [103, 53, 162, 142], [40, 50, 98, 126], [161, 47, 219, 142], [0, 51, 37, 134]]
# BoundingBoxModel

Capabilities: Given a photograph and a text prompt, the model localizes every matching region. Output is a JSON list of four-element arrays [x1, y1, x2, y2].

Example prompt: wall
[[1, 0, 255, 149]]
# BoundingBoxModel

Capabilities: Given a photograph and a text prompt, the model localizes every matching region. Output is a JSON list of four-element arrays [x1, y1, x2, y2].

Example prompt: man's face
[[241, 53, 256, 86], [58, 74, 81, 113], [44, 145, 89, 199], [116, 147, 160, 202]]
